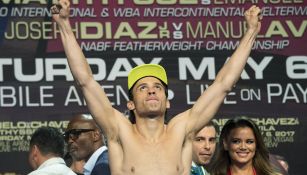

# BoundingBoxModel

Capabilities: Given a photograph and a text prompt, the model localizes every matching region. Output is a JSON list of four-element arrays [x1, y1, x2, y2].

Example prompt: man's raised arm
[[185, 5, 262, 133], [51, 0, 122, 138]]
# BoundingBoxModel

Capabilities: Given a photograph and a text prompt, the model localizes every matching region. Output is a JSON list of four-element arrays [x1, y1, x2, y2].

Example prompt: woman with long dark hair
[[210, 116, 279, 175]]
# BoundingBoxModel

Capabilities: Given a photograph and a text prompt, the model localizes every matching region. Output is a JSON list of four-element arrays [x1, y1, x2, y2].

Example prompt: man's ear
[[29, 145, 40, 170], [166, 99, 170, 109], [32, 145, 40, 163], [127, 100, 135, 110], [32, 145, 40, 156], [92, 130, 101, 142]]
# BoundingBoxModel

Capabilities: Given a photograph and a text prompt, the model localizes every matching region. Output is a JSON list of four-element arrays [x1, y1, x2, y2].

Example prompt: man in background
[[28, 126, 76, 175], [269, 154, 289, 175], [191, 121, 219, 175], [64, 114, 110, 175]]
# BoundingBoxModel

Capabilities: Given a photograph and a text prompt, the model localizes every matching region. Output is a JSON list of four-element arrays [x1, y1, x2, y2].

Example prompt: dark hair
[[30, 126, 65, 157], [196, 120, 219, 136], [128, 78, 168, 124], [210, 116, 277, 175]]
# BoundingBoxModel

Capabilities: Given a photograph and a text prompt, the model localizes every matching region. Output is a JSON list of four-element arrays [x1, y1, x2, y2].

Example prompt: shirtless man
[[51, 1, 262, 174]]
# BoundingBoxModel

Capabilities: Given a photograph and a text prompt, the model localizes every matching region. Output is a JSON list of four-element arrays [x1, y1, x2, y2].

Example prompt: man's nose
[[67, 134, 75, 144], [204, 140, 210, 150], [148, 87, 156, 95]]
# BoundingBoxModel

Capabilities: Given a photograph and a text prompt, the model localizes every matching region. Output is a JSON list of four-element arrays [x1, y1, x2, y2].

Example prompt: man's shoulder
[[95, 148, 109, 164], [28, 157, 76, 175], [28, 167, 76, 175], [91, 150, 110, 175]]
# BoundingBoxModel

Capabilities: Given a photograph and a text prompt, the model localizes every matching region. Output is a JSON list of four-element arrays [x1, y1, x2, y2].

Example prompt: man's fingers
[[244, 6, 262, 18], [255, 7, 262, 21], [58, 0, 70, 9], [252, 7, 261, 16], [51, 0, 70, 15], [51, 5, 60, 14], [258, 14, 263, 21], [56, 4, 62, 11]]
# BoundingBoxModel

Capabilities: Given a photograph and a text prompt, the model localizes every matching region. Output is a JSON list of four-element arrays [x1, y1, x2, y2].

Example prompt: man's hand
[[50, 0, 70, 22], [244, 5, 262, 33]]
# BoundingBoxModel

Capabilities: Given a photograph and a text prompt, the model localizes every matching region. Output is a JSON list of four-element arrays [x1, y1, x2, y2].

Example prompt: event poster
[[0, 0, 306, 174]]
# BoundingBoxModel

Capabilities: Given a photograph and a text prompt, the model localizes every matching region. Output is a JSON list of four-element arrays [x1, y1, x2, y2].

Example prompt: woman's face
[[224, 127, 257, 166]]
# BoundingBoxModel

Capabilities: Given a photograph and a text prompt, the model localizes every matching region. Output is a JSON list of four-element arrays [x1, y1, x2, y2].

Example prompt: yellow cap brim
[[128, 64, 168, 90]]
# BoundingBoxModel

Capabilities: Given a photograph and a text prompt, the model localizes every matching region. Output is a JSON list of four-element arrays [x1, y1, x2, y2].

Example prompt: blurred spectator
[[269, 154, 289, 175], [64, 114, 110, 175], [28, 126, 76, 175], [191, 121, 219, 175]]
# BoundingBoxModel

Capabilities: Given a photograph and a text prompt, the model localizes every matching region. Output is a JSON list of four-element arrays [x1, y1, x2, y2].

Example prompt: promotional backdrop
[[0, 1, 306, 174]]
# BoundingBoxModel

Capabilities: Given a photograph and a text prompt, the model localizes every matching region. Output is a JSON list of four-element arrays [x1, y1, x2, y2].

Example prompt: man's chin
[[141, 110, 163, 118], [199, 159, 210, 165], [147, 113, 160, 118], [69, 151, 79, 159]]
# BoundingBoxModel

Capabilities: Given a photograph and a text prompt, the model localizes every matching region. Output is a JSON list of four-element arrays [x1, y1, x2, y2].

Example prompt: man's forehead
[[67, 120, 93, 130], [137, 76, 162, 83], [133, 76, 164, 87], [197, 126, 216, 136]]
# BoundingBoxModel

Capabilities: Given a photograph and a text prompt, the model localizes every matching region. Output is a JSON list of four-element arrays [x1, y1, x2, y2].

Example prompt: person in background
[[51, 0, 262, 174], [28, 126, 76, 175], [64, 114, 110, 175], [269, 154, 289, 175], [275, 155, 289, 173], [209, 116, 279, 175], [191, 120, 219, 175]]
